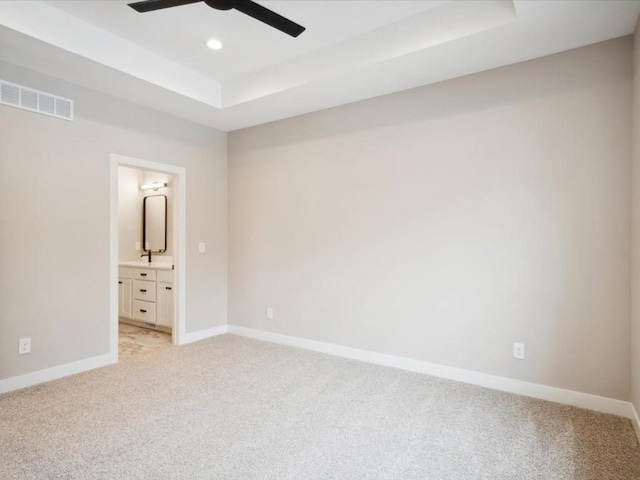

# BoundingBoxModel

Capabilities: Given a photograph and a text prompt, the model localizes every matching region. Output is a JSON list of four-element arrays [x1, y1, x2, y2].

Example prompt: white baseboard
[[1, 325, 229, 394], [4, 324, 636, 438], [0, 354, 112, 395], [227, 325, 635, 420], [631, 403, 640, 444], [181, 325, 228, 345]]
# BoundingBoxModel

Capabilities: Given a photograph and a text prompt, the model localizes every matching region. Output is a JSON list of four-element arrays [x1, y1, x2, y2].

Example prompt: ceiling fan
[[128, 0, 306, 38]]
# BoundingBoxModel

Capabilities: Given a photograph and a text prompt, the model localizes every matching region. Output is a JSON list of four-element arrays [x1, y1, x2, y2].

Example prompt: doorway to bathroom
[[109, 154, 187, 364]]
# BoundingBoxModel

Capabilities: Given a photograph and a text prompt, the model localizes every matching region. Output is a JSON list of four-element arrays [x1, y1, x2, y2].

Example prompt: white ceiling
[[0, 0, 639, 131], [47, 0, 449, 83]]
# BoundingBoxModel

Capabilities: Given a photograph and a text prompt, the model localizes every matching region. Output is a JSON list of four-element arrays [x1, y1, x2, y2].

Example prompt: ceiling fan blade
[[128, 0, 202, 13], [234, 0, 305, 37]]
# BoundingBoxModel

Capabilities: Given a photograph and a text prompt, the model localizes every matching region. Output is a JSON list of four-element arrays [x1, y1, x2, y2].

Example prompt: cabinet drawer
[[132, 300, 156, 323], [133, 279, 156, 302], [157, 270, 174, 283], [133, 268, 156, 281]]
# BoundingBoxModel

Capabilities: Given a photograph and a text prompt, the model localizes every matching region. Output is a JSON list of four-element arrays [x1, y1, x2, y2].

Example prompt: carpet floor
[[1, 335, 639, 479]]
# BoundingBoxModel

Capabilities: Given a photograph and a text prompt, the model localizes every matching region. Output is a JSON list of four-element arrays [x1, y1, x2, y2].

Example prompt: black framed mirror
[[143, 194, 167, 252]]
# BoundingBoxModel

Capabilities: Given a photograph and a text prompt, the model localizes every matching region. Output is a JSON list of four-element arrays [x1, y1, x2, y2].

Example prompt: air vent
[[55, 98, 72, 120], [20, 88, 38, 110], [0, 79, 74, 121], [1, 83, 19, 106]]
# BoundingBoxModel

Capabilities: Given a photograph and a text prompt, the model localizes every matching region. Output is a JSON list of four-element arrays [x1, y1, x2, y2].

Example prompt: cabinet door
[[118, 278, 132, 319], [156, 282, 174, 328]]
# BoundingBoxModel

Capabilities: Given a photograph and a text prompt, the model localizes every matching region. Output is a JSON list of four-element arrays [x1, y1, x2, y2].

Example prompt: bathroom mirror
[[143, 194, 167, 252]]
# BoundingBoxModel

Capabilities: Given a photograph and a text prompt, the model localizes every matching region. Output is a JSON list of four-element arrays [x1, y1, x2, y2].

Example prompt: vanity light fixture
[[140, 182, 167, 191]]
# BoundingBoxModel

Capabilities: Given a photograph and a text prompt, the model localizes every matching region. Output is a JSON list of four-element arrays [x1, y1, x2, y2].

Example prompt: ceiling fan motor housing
[[204, 0, 235, 10]]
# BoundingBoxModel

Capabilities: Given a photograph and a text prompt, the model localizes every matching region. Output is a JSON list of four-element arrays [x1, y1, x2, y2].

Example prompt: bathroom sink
[[118, 260, 173, 270]]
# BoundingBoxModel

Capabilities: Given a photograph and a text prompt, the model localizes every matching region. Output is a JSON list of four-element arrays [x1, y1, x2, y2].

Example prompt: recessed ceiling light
[[206, 39, 223, 50]]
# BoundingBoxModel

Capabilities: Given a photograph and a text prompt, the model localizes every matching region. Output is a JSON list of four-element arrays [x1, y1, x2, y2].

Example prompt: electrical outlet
[[267, 307, 274, 319], [135, 242, 141, 251], [513, 342, 525, 360], [198, 242, 206, 254], [19, 337, 31, 355]]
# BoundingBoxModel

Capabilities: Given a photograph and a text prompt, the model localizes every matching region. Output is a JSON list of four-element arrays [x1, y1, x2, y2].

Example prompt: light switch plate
[[198, 242, 206, 253]]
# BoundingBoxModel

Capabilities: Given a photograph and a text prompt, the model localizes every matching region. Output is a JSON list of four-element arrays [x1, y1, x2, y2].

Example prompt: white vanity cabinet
[[132, 267, 157, 323], [118, 269, 132, 319], [118, 264, 174, 330], [156, 270, 175, 328]]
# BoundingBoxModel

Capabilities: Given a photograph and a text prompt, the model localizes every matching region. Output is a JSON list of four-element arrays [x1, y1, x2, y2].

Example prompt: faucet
[[141, 251, 152, 263]]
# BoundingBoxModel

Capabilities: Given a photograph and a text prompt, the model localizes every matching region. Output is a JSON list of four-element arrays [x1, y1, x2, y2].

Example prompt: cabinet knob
[[140, 309, 147, 313], [118, 281, 122, 284], [140, 273, 147, 277], [140, 289, 147, 293], [165, 287, 172, 290]]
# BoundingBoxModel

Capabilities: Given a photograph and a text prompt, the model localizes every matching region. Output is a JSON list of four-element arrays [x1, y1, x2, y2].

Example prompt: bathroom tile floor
[[119, 323, 172, 360]]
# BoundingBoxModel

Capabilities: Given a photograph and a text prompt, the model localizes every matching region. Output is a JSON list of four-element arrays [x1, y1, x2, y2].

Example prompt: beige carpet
[[1, 335, 639, 479]]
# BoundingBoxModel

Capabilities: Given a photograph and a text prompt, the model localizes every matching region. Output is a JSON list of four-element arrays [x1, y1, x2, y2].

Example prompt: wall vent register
[[0, 79, 74, 121]]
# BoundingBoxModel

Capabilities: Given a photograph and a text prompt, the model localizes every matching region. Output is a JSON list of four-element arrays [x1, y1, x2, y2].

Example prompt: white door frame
[[109, 153, 187, 363]]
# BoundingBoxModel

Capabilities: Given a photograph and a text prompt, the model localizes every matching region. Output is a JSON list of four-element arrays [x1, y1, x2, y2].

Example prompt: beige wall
[[0, 61, 227, 381], [632, 20, 640, 414], [229, 37, 632, 400]]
